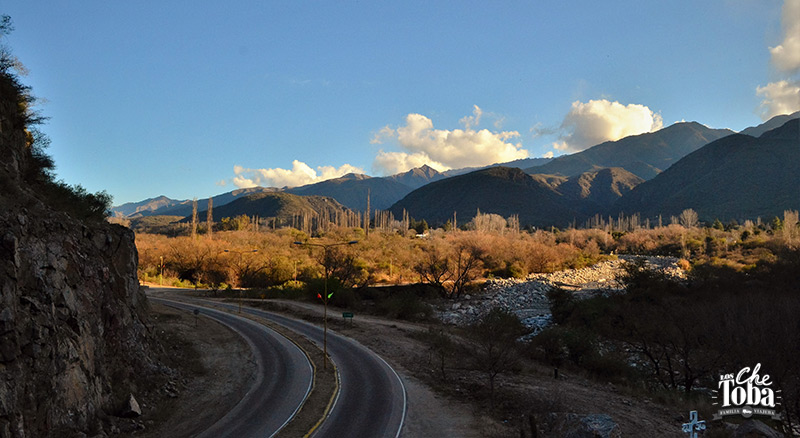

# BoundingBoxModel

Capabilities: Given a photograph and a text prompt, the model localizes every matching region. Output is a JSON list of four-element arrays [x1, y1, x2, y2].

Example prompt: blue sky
[[3, 1, 797, 205]]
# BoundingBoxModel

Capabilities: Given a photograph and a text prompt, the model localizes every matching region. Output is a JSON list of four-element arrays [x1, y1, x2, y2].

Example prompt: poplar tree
[[191, 198, 198, 239], [206, 197, 213, 240]]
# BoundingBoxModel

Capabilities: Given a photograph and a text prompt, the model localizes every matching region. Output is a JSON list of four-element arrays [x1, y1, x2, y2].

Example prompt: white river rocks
[[437, 255, 686, 333]]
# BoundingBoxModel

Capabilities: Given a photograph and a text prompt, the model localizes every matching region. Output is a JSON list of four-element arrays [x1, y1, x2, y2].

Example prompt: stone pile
[[437, 255, 685, 333]]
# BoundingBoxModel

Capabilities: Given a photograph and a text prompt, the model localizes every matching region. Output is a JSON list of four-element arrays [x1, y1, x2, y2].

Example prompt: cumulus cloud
[[372, 106, 529, 174], [757, 80, 800, 119], [459, 105, 483, 129], [370, 126, 395, 144], [553, 99, 663, 152], [770, 0, 800, 74], [232, 161, 364, 189], [757, 1, 800, 120], [542, 151, 554, 159]]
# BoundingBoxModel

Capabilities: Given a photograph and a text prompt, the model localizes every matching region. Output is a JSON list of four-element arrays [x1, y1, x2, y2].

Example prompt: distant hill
[[526, 122, 733, 180], [614, 119, 800, 222], [389, 167, 581, 227], [739, 111, 800, 137], [114, 187, 279, 218], [557, 167, 644, 213], [190, 192, 350, 224], [443, 157, 553, 177], [110, 195, 184, 217], [286, 172, 412, 211], [385, 164, 445, 189], [112, 166, 446, 218]]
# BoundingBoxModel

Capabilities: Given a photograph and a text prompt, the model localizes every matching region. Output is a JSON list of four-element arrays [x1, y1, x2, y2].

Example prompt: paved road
[[197, 299, 408, 438], [151, 297, 314, 438]]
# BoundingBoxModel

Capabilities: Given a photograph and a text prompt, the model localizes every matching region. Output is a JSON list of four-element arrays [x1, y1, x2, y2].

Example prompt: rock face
[[0, 71, 160, 437], [0, 204, 160, 437]]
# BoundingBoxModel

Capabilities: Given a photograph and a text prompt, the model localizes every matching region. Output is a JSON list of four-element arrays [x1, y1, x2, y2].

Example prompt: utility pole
[[293, 239, 358, 369]]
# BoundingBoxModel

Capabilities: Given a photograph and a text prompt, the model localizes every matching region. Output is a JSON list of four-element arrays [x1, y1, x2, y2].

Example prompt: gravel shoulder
[[123, 301, 256, 438]]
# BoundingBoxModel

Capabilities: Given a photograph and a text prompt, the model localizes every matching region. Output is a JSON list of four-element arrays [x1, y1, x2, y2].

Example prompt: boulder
[[120, 394, 142, 418]]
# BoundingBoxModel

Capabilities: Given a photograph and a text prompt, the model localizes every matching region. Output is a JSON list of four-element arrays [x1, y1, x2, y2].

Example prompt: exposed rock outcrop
[[0, 68, 161, 437]]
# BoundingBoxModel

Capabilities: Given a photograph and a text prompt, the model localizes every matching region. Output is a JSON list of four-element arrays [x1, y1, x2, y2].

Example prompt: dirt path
[[119, 301, 256, 438]]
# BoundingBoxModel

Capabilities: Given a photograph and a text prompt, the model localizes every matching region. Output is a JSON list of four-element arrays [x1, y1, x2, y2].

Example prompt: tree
[[412, 218, 429, 234], [191, 198, 198, 239], [471, 211, 507, 233], [206, 197, 213, 240], [426, 327, 454, 381], [414, 244, 452, 294], [469, 308, 526, 408], [679, 208, 699, 228], [449, 240, 484, 297]]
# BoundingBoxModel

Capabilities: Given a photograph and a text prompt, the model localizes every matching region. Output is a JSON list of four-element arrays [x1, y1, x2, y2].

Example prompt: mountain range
[[112, 113, 800, 228], [188, 192, 349, 225], [613, 118, 800, 221], [526, 122, 733, 180], [389, 166, 643, 228]]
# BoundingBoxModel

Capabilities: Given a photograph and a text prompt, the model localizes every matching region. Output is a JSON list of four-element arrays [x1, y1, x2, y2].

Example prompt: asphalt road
[[151, 297, 314, 438], [198, 299, 408, 438]]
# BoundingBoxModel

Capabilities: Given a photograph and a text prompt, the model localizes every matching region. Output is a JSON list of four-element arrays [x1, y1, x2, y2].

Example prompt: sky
[[2, 1, 798, 205]]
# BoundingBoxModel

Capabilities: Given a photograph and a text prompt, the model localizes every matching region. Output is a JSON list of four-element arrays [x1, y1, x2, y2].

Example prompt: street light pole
[[293, 239, 357, 369]]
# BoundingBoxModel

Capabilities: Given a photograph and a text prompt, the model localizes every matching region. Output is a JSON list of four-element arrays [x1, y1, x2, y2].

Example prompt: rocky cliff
[[1, 66, 160, 437]]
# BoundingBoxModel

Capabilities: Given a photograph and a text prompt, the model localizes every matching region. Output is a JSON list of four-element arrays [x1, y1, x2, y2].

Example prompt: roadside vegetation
[[133, 208, 799, 292]]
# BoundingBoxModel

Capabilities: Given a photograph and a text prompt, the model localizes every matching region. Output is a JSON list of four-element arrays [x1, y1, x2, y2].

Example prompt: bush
[[376, 291, 433, 321]]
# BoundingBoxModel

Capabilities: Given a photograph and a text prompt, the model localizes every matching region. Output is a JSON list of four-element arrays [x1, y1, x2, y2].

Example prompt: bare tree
[[450, 241, 484, 297], [206, 197, 213, 240], [426, 327, 454, 381], [679, 208, 699, 228], [472, 211, 507, 233], [414, 244, 452, 294], [783, 210, 799, 244], [191, 198, 198, 239], [365, 188, 370, 238], [469, 308, 526, 408]]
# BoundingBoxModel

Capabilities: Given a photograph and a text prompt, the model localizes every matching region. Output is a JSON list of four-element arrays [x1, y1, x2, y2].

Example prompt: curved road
[[151, 297, 314, 438], [197, 299, 407, 438]]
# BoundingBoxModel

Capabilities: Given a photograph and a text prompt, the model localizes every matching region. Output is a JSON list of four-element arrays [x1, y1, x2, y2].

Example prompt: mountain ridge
[[613, 119, 800, 221], [526, 122, 734, 180]]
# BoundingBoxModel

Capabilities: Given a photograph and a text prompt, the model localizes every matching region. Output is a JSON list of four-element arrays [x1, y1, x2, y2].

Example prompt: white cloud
[[542, 151, 554, 159], [757, 80, 800, 119], [459, 105, 483, 129], [232, 160, 364, 188], [554, 99, 663, 152], [770, 0, 800, 74], [370, 126, 395, 144], [372, 106, 529, 174]]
